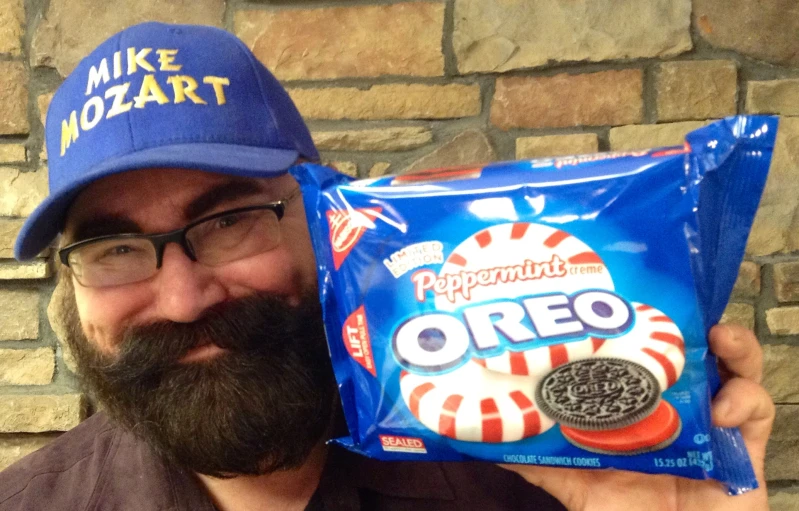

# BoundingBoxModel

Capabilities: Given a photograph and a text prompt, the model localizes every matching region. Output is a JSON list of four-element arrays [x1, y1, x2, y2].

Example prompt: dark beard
[[58, 277, 336, 478]]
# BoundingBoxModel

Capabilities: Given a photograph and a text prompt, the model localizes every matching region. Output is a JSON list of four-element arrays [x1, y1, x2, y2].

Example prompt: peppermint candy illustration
[[593, 302, 686, 392], [399, 361, 555, 443]]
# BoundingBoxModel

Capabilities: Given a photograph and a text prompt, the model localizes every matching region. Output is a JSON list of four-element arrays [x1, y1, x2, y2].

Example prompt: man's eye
[[100, 244, 138, 257], [215, 214, 241, 229]]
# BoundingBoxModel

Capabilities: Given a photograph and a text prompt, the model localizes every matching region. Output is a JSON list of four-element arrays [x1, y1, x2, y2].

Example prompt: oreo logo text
[[393, 290, 633, 372]]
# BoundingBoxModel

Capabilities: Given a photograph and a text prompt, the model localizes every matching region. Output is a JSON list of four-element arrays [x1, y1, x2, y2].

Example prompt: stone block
[[763, 345, 799, 403], [720, 303, 755, 331], [38, 91, 53, 162], [769, 492, 799, 511], [769, 405, 798, 440], [403, 130, 495, 174], [235, 3, 444, 80], [0, 349, 55, 385], [0, 144, 25, 163], [694, 0, 799, 67], [608, 121, 706, 151], [0, 167, 48, 217], [767, 439, 799, 481], [0, 0, 24, 56], [0, 219, 48, 259], [731, 261, 761, 299], [37, 92, 53, 129], [766, 307, 799, 336], [515, 134, 599, 159], [746, 117, 799, 256], [324, 161, 357, 178], [452, 0, 691, 74], [0, 260, 52, 280], [0, 289, 39, 341], [313, 128, 432, 152], [0, 394, 85, 433], [766, 405, 799, 480], [31, 0, 224, 76], [0, 218, 22, 258], [747, 80, 799, 116], [774, 262, 799, 303], [0, 61, 28, 135], [491, 70, 643, 130], [289, 84, 480, 121], [656, 61, 737, 122], [368, 162, 392, 178], [0, 434, 59, 471]]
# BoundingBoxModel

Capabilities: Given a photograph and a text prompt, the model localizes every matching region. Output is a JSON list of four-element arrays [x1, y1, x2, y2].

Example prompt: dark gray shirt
[[0, 413, 565, 510]]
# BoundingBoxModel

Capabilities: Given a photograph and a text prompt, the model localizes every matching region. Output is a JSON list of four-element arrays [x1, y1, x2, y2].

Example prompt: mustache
[[57, 276, 337, 477], [95, 293, 321, 382]]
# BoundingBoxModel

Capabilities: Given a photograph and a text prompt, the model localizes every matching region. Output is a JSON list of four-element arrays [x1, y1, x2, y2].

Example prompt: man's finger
[[708, 324, 762, 383], [712, 377, 775, 453]]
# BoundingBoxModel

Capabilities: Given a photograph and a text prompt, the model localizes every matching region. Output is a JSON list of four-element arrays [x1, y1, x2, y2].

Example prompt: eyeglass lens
[[69, 208, 282, 287]]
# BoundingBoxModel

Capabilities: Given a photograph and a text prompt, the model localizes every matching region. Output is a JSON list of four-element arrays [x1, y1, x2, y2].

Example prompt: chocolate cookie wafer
[[535, 358, 660, 431]]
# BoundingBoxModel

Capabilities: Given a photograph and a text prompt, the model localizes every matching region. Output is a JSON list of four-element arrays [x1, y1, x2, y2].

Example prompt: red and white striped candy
[[399, 361, 555, 443], [473, 336, 602, 379], [434, 222, 614, 311], [593, 302, 686, 392]]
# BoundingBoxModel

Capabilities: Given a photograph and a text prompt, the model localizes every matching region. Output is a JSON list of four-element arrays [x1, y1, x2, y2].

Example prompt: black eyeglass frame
[[59, 201, 290, 270]]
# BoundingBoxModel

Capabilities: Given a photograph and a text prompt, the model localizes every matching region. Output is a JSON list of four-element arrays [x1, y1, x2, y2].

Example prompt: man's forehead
[[64, 167, 292, 237]]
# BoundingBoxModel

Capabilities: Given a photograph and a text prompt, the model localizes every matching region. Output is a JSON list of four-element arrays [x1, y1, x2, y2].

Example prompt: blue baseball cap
[[14, 22, 319, 260]]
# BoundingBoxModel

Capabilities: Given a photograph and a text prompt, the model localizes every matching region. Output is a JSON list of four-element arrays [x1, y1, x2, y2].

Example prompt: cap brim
[[14, 143, 299, 260]]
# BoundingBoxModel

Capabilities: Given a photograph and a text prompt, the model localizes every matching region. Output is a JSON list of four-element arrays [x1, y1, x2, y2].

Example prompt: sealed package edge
[[291, 116, 778, 494]]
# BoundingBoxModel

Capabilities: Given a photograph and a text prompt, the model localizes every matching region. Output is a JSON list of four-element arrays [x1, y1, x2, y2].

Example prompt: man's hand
[[502, 324, 775, 511]]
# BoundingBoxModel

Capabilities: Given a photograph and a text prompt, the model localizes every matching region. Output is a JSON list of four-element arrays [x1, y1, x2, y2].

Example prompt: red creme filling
[[560, 400, 680, 452]]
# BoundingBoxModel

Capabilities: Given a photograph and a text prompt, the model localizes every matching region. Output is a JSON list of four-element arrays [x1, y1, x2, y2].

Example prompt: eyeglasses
[[59, 190, 300, 288]]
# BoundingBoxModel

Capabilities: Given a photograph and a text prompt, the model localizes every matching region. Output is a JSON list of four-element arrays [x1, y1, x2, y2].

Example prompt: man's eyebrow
[[185, 180, 267, 220], [69, 216, 142, 244], [67, 180, 268, 244]]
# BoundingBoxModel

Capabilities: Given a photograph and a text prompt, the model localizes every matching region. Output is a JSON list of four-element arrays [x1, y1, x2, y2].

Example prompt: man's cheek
[[74, 321, 116, 355], [281, 218, 318, 291], [74, 287, 135, 354], [221, 243, 310, 298]]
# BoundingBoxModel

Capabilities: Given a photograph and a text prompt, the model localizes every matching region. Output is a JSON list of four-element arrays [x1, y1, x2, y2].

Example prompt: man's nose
[[154, 243, 226, 323]]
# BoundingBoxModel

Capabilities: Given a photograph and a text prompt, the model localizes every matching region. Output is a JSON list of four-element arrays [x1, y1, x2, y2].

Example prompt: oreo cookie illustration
[[560, 400, 682, 455], [535, 358, 660, 431]]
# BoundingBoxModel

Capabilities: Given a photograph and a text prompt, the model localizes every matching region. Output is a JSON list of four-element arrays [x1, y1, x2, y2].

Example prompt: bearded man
[[0, 22, 773, 511]]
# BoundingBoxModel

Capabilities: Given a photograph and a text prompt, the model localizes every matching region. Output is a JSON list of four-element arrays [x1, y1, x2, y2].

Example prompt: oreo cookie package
[[292, 116, 778, 494]]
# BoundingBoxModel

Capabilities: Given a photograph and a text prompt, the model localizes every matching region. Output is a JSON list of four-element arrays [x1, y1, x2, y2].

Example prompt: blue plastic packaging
[[292, 116, 778, 494]]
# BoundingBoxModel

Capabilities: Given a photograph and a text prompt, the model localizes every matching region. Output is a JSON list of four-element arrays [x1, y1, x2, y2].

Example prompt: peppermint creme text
[[412, 256, 567, 302], [393, 290, 633, 372]]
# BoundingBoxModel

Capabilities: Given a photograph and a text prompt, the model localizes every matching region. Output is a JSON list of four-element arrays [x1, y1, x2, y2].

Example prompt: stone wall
[[0, 0, 797, 506]]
